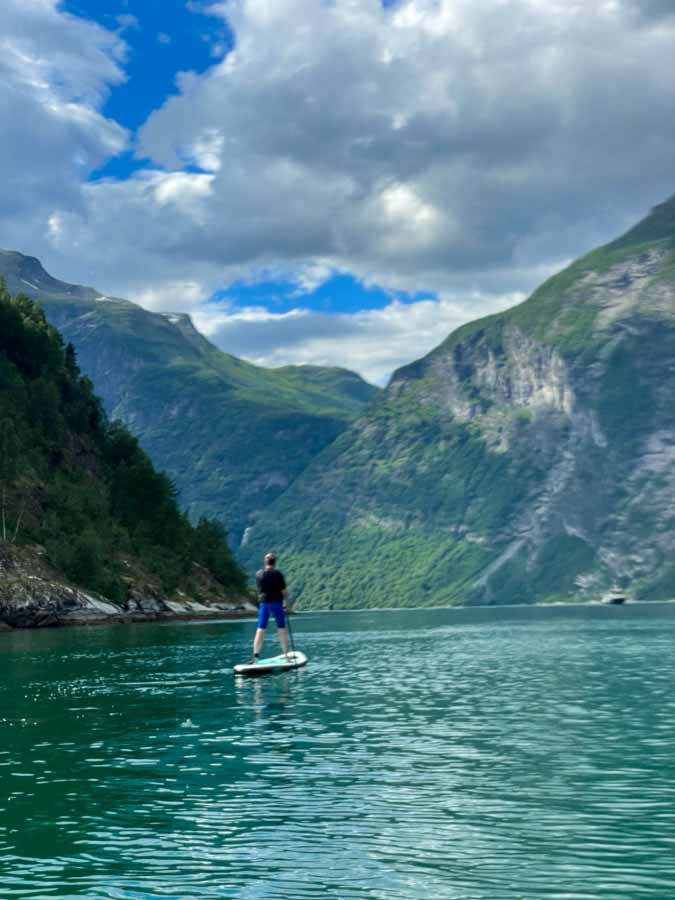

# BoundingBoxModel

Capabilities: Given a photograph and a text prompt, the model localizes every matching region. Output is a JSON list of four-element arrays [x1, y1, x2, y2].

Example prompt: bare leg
[[279, 627, 290, 658], [253, 628, 265, 657]]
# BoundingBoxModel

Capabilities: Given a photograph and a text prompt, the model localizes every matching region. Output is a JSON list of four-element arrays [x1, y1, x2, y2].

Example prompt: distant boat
[[607, 596, 626, 605], [603, 589, 628, 605]]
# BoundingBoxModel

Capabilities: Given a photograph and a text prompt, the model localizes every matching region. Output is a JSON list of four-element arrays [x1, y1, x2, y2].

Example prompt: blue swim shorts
[[257, 601, 286, 629]]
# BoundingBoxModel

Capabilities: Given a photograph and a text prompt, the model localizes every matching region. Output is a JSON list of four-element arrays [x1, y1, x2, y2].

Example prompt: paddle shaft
[[286, 605, 296, 654]]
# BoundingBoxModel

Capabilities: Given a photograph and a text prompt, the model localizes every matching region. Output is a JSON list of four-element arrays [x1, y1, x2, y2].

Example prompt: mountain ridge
[[6, 193, 674, 607], [0, 250, 379, 547], [0, 285, 253, 629], [243, 194, 675, 607]]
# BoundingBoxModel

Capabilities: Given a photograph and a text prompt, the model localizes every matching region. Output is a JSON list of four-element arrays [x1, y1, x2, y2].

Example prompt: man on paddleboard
[[251, 552, 290, 663]]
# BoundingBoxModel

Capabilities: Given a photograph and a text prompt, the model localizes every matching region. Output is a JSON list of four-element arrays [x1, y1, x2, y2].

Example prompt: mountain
[[244, 194, 675, 607], [0, 285, 251, 628], [0, 250, 379, 547]]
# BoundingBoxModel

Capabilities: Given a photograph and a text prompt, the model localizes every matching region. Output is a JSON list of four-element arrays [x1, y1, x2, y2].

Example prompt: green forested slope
[[245, 195, 675, 607], [0, 251, 379, 546], [0, 283, 246, 603]]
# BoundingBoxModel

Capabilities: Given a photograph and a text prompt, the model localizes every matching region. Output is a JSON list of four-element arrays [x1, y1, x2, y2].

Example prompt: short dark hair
[[264, 552, 276, 564]]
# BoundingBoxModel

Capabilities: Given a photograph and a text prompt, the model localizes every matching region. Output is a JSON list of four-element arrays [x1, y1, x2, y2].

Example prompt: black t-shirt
[[256, 568, 287, 603]]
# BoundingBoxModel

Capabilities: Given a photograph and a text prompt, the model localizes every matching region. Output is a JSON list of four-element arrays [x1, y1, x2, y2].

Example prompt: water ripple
[[1, 605, 675, 897]]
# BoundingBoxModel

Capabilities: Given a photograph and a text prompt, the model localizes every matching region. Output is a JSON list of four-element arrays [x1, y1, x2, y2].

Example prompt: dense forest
[[0, 280, 247, 601]]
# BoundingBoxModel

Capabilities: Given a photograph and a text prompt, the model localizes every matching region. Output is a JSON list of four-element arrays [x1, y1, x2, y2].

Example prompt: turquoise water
[[2, 603, 675, 898]]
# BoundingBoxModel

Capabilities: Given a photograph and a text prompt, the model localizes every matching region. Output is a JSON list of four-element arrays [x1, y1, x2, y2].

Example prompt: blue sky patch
[[63, 0, 232, 132], [212, 273, 436, 316], [63, 0, 436, 319]]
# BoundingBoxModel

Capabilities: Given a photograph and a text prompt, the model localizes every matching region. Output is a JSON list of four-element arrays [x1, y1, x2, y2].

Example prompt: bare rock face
[[0, 544, 122, 628], [0, 544, 256, 630]]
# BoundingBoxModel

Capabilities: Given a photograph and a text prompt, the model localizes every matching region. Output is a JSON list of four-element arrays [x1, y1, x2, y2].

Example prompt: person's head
[[264, 552, 277, 568]]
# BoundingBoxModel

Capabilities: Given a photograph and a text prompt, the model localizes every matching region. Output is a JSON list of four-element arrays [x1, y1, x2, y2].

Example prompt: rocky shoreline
[[0, 543, 257, 631]]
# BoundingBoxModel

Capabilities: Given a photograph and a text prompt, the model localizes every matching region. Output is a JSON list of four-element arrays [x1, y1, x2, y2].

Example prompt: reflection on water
[[2, 604, 675, 898]]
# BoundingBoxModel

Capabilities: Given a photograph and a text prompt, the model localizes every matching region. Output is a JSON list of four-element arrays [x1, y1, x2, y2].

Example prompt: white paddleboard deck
[[234, 650, 308, 676]]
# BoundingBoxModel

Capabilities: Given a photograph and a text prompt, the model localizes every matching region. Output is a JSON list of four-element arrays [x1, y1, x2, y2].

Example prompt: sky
[[1, 1, 675, 384]]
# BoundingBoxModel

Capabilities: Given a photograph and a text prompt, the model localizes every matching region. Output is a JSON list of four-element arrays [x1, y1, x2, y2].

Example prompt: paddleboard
[[233, 650, 308, 677]]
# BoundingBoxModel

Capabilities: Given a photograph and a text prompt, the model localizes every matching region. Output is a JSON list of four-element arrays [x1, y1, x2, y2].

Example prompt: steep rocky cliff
[[245, 195, 675, 607]]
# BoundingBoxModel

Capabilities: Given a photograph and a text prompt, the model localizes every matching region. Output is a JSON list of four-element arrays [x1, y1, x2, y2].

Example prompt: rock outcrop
[[0, 544, 256, 630]]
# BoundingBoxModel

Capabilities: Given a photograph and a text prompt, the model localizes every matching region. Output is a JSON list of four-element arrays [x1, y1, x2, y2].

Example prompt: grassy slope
[[246, 195, 675, 607], [243, 383, 551, 607], [48, 302, 378, 544]]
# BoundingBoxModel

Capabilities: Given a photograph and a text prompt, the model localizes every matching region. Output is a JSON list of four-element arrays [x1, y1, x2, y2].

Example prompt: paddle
[[285, 602, 296, 656]]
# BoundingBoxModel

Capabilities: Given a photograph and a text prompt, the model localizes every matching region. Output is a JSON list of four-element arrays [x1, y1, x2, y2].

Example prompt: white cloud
[[0, 0, 674, 381], [116, 14, 140, 32], [136, 280, 208, 313], [188, 129, 225, 172], [67, 0, 675, 300], [47, 212, 63, 240], [151, 171, 215, 209], [291, 262, 335, 296], [0, 0, 127, 252], [193, 290, 524, 385]]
